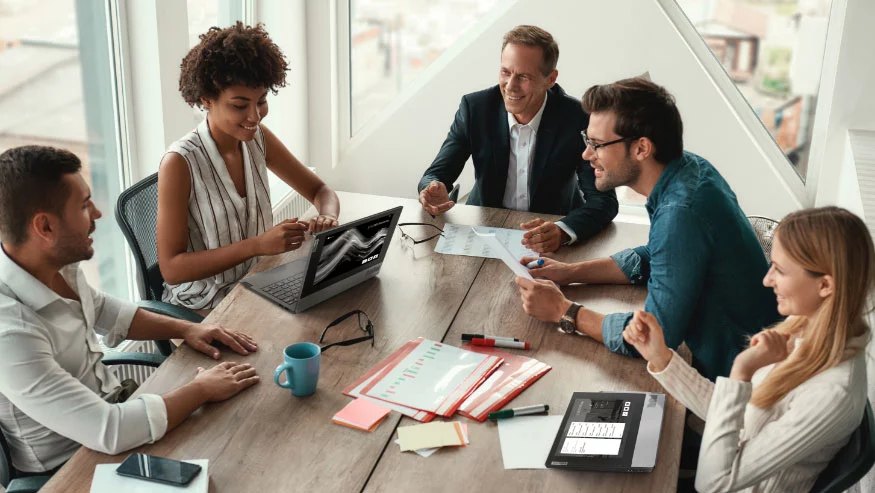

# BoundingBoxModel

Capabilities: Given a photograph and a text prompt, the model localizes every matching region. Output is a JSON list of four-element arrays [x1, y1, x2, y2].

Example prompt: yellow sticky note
[[397, 421, 466, 452]]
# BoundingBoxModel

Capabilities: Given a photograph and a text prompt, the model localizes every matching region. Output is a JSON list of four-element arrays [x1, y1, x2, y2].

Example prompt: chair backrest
[[115, 173, 164, 301], [1, 427, 13, 486], [747, 215, 779, 259], [811, 400, 875, 493]]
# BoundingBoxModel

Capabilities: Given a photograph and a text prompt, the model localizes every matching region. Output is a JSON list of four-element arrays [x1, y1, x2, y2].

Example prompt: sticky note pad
[[333, 398, 391, 432], [397, 421, 466, 452]]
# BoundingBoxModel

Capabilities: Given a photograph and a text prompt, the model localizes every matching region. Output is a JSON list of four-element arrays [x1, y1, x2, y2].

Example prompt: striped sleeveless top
[[161, 117, 273, 309]]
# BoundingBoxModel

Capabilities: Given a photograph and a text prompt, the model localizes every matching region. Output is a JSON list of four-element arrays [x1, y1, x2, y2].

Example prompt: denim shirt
[[601, 151, 781, 380]]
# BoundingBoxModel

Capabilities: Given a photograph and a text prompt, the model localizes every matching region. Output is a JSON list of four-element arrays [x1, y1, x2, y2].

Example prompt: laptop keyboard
[[262, 272, 305, 304]]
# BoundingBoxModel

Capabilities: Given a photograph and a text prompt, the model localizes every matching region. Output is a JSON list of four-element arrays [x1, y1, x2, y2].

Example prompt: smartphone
[[116, 453, 202, 486]]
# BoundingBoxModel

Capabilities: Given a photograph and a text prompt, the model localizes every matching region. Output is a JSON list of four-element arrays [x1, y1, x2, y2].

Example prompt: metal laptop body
[[545, 391, 665, 473], [242, 207, 402, 313]]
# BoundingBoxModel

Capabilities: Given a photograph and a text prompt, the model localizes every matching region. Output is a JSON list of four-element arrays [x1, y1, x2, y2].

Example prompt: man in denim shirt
[[516, 78, 779, 380]]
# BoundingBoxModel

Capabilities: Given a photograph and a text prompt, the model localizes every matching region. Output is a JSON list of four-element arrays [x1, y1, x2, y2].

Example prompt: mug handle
[[274, 363, 295, 390]]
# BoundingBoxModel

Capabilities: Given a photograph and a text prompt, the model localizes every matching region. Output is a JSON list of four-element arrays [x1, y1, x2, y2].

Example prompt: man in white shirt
[[418, 25, 618, 253], [0, 145, 260, 475]]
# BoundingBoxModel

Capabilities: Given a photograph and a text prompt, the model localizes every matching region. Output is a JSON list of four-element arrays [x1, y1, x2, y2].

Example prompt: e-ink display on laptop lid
[[546, 391, 665, 472], [302, 212, 394, 296]]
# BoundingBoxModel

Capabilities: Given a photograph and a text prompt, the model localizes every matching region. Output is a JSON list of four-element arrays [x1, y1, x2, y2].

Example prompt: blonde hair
[[751, 207, 874, 408]]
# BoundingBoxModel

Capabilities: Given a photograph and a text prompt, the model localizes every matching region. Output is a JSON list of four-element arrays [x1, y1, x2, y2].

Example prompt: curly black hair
[[179, 22, 289, 108]]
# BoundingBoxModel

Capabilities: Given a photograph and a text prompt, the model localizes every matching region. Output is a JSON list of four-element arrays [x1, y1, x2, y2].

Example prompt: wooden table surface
[[42, 192, 684, 493]]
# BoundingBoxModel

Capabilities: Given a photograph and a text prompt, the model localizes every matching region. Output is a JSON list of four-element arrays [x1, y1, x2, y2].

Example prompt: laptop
[[242, 206, 403, 313], [545, 391, 665, 472]]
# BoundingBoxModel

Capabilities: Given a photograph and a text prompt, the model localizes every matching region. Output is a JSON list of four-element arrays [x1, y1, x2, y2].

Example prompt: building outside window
[[0, 0, 127, 298]]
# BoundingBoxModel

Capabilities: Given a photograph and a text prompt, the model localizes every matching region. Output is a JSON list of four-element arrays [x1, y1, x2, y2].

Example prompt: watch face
[[559, 318, 575, 334]]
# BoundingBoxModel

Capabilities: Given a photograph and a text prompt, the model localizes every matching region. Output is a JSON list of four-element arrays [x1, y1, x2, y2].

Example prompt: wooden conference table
[[44, 192, 686, 493]]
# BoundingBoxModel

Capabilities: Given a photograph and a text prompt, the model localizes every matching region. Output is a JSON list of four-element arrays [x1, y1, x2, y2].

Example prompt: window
[[349, 0, 501, 134], [676, 0, 833, 181], [0, 0, 128, 299]]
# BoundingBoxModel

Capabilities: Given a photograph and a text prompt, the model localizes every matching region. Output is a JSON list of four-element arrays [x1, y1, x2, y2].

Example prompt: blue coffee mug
[[273, 342, 321, 397]]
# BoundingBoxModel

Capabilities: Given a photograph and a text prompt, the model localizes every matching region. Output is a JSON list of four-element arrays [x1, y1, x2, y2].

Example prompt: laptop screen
[[301, 207, 401, 297]]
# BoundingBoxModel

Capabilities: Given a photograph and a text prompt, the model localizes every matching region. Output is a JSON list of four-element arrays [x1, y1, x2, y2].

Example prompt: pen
[[526, 258, 544, 269], [471, 338, 531, 350], [488, 404, 550, 420], [461, 333, 521, 342]]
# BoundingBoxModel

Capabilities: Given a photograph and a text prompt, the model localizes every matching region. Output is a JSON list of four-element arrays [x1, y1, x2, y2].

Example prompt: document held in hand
[[471, 228, 533, 279]]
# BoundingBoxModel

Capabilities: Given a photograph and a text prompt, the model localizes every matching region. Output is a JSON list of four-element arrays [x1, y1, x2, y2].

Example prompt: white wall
[[812, 0, 875, 209], [309, 0, 804, 220]]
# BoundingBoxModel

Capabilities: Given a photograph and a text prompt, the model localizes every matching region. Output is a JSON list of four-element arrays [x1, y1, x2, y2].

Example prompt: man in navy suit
[[418, 25, 618, 253]]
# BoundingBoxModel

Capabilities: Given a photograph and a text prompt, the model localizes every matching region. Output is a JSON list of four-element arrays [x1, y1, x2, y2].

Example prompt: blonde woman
[[623, 206, 872, 492]]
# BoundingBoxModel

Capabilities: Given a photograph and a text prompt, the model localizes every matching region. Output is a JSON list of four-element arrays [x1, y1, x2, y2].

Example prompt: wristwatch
[[559, 302, 583, 334]]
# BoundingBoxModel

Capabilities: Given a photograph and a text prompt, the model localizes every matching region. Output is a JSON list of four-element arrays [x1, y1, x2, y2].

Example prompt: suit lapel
[[529, 91, 557, 203], [487, 100, 510, 207]]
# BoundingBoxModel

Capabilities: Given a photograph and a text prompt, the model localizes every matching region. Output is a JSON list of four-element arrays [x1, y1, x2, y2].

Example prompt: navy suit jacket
[[418, 84, 618, 240]]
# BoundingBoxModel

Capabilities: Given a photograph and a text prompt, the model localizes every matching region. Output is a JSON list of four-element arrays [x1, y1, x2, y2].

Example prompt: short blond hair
[[501, 25, 558, 75]]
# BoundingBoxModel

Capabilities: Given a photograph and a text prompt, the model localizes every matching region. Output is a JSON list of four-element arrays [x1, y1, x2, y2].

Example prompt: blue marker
[[526, 258, 544, 269]]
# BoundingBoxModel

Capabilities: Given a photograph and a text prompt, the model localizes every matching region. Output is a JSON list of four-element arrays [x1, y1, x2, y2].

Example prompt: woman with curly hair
[[623, 206, 873, 492], [157, 22, 340, 311]]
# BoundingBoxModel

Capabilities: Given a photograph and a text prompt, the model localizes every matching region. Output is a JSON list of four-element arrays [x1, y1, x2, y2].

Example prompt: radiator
[[850, 130, 875, 235], [272, 189, 312, 224]]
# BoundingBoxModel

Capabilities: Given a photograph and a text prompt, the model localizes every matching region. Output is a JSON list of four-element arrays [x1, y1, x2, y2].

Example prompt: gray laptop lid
[[545, 391, 665, 472]]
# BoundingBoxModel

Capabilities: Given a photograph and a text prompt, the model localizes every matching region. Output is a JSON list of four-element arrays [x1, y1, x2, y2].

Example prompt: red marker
[[471, 338, 531, 350]]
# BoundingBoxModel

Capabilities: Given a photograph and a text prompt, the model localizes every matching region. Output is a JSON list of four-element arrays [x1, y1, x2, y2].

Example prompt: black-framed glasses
[[581, 131, 638, 153], [319, 309, 375, 351], [397, 222, 444, 245]]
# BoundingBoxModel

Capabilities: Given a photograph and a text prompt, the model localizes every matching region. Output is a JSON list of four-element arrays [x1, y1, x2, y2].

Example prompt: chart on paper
[[434, 224, 536, 260], [364, 340, 489, 413]]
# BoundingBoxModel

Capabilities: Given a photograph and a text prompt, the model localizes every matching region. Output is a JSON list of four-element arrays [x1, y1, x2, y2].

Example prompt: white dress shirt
[[0, 246, 168, 473], [503, 92, 577, 243]]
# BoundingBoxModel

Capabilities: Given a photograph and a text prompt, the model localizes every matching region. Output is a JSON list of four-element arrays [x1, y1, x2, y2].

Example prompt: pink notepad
[[332, 398, 391, 432]]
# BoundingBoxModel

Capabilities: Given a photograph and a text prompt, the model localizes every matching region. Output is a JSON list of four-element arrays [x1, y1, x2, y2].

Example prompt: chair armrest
[[6, 476, 50, 493], [101, 351, 165, 368], [449, 183, 460, 203], [137, 300, 204, 323]]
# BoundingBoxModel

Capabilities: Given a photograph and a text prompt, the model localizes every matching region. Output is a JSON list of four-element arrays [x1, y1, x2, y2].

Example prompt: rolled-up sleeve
[[90, 285, 138, 348], [601, 245, 650, 355], [0, 327, 168, 456], [602, 206, 712, 357]]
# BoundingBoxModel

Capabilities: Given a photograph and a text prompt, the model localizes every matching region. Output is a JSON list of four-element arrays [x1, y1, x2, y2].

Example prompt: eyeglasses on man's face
[[397, 222, 444, 247], [581, 131, 638, 155], [319, 309, 375, 351]]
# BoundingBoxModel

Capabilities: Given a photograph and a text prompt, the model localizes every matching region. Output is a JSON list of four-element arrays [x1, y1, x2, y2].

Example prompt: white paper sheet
[[364, 340, 489, 413], [434, 224, 536, 261], [90, 459, 208, 493], [497, 415, 563, 469], [472, 228, 533, 280]]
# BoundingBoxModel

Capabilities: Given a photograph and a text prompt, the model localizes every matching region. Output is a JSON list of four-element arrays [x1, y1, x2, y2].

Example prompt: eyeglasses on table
[[319, 309, 375, 351]]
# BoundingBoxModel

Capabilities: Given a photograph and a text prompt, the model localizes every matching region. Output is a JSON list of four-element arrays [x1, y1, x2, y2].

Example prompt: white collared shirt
[[0, 246, 167, 473], [503, 92, 577, 243]]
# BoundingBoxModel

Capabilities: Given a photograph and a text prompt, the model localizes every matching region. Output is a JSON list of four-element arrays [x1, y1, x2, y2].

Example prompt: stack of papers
[[457, 347, 552, 422], [355, 339, 503, 418], [396, 421, 468, 457], [332, 398, 391, 432]]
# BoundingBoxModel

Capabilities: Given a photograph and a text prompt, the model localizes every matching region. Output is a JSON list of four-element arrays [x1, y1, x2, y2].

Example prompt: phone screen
[[116, 453, 202, 486]]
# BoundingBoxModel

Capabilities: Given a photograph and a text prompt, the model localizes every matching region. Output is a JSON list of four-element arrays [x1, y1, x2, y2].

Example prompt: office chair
[[747, 215, 779, 259], [0, 353, 163, 493], [811, 401, 875, 493], [449, 183, 460, 203], [116, 173, 204, 357]]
